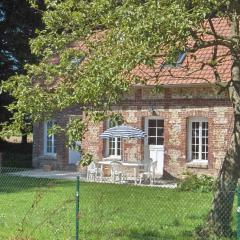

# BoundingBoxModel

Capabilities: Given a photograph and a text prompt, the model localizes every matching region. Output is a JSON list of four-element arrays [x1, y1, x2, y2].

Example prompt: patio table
[[98, 160, 144, 184]]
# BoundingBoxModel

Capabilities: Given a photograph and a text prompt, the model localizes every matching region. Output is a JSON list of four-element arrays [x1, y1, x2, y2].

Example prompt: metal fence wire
[[0, 167, 238, 240]]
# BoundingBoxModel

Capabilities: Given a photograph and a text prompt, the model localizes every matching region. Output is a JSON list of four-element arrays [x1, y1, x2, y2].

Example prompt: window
[[44, 120, 56, 155], [162, 52, 186, 68], [148, 119, 164, 145], [188, 117, 208, 161], [106, 120, 121, 157]]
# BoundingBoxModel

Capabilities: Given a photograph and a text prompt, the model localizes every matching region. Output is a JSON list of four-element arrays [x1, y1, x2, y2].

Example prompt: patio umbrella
[[100, 125, 146, 139], [100, 125, 146, 162]]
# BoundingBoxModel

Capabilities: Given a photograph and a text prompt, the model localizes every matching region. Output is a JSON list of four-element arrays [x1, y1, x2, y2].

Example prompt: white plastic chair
[[87, 161, 98, 181], [138, 160, 157, 185], [110, 161, 125, 183]]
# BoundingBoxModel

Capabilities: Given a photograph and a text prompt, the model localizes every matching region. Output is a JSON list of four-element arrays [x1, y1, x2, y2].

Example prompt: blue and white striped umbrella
[[100, 125, 146, 139]]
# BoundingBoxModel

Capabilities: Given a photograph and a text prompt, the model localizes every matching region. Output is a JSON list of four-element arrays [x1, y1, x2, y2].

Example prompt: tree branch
[[189, 39, 233, 53]]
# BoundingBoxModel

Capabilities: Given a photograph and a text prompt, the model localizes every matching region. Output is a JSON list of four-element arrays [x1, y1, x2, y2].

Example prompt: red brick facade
[[33, 85, 233, 178]]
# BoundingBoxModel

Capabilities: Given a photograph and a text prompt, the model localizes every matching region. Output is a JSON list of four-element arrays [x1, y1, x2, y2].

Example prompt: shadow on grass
[[0, 175, 73, 193], [118, 228, 236, 240], [82, 228, 195, 240]]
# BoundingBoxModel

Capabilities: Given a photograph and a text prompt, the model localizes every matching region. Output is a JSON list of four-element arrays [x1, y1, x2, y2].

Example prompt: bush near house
[[0, 139, 32, 168], [1, 152, 32, 168], [177, 173, 215, 193]]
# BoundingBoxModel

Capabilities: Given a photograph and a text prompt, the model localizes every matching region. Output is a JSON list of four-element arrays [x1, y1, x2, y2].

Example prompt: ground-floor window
[[44, 120, 56, 155], [106, 120, 121, 157], [188, 117, 208, 161]]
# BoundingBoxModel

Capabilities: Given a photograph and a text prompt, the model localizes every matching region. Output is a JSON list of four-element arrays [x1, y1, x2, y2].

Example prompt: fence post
[[237, 185, 240, 240], [76, 176, 80, 240]]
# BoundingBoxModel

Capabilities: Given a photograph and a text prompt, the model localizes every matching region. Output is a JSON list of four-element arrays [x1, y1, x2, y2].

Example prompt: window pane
[[47, 140, 52, 153], [53, 144, 56, 153], [149, 128, 156, 137], [157, 120, 164, 128], [157, 128, 164, 137], [148, 137, 156, 145], [157, 137, 164, 145], [117, 138, 121, 156], [149, 120, 156, 128], [117, 148, 121, 156], [109, 138, 115, 155]]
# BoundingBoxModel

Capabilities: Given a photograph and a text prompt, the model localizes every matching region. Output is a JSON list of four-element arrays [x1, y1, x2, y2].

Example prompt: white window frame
[[105, 120, 121, 159], [146, 118, 164, 146], [188, 117, 208, 163], [44, 120, 56, 156]]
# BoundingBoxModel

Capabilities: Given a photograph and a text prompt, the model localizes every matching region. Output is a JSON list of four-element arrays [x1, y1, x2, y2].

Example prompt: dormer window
[[176, 52, 187, 65], [162, 52, 187, 68]]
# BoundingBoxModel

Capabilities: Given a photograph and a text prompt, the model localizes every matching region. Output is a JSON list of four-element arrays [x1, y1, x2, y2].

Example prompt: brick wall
[[32, 106, 82, 169], [32, 85, 233, 178]]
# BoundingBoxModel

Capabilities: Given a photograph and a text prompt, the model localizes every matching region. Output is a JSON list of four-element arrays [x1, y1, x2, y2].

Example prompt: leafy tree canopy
[[2, 0, 240, 238], [1, 0, 234, 135], [0, 0, 44, 124]]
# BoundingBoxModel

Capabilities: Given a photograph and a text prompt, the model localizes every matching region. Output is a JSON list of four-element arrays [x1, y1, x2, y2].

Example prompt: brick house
[[32, 19, 233, 178]]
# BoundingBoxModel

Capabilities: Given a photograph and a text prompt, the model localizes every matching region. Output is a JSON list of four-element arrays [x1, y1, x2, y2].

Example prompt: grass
[[0, 175, 236, 240]]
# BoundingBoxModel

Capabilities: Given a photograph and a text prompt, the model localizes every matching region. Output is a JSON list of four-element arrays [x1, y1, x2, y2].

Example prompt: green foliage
[[0, 140, 32, 168], [109, 113, 124, 125], [66, 118, 85, 150], [80, 153, 93, 167], [0, 0, 45, 128], [177, 172, 215, 193], [1, 0, 239, 237], [1, 0, 238, 138]]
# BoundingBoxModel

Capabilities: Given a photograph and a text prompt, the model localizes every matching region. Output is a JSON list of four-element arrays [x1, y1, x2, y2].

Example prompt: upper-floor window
[[162, 52, 187, 68], [188, 117, 208, 162], [44, 120, 56, 155]]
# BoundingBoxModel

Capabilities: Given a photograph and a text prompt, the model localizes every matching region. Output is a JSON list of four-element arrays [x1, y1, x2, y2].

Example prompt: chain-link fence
[[0, 167, 75, 240], [0, 167, 238, 240]]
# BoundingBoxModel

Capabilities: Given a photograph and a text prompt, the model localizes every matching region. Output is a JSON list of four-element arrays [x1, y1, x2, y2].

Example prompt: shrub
[[80, 153, 93, 167], [0, 140, 32, 154], [1, 152, 32, 169], [177, 172, 215, 192]]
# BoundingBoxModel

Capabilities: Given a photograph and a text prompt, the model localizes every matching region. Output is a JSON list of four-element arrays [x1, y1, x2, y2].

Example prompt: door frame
[[144, 116, 165, 176]]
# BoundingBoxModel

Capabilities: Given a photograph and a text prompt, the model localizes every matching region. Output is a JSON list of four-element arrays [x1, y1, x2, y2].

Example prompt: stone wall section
[[32, 106, 82, 169], [33, 86, 233, 177], [81, 120, 104, 161]]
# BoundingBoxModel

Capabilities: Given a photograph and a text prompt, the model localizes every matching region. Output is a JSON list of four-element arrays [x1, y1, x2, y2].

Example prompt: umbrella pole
[[122, 138, 123, 162]]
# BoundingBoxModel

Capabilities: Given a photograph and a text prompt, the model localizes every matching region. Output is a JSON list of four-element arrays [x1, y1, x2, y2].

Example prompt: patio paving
[[6, 169, 177, 188]]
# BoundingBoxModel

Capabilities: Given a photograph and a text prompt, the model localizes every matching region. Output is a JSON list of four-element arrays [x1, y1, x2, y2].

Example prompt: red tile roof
[[47, 19, 232, 87], [133, 18, 232, 86]]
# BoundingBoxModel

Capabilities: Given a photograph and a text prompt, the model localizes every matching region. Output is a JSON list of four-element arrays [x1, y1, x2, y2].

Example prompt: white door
[[145, 118, 164, 177], [69, 141, 81, 164]]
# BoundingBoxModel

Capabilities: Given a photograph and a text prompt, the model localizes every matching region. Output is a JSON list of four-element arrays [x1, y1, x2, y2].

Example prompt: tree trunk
[[198, 83, 240, 238]]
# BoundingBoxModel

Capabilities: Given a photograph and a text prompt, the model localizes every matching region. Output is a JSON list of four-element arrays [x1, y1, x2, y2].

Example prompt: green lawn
[[0, 175, 236, 240]]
